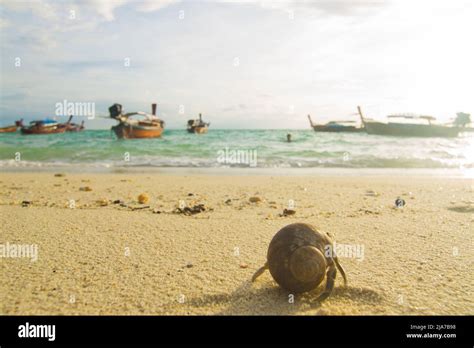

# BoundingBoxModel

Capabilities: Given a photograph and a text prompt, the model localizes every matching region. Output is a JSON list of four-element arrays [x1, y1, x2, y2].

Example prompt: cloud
[[0, 0, 58, 19], [9, 28, 57, 49], [0, 0, 181, 22], [0, 0, 181, 51], [297, 0, 387, 16], [0, 0, 387, 24], [45, 59, 138, 73], [81, 0, 181, 19], [135, 0, 182, 12], [0, 91, 29, 101], [82, 0, 129, 21], [219, 0, 387, 16]]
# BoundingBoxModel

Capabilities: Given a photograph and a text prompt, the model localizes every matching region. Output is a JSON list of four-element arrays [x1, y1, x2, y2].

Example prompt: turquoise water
[[0, 129, 473, 170]]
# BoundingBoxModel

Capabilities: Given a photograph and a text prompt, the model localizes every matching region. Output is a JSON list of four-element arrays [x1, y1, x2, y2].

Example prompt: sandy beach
[[0, 172, 472, 315]]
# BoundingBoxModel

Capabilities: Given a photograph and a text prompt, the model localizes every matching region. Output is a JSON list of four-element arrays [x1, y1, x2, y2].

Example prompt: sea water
[[0, 129, 473, 171]]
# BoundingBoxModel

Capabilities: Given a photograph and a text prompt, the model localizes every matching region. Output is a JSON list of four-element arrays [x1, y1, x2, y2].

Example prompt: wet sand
[[0, 172, 473, 315]]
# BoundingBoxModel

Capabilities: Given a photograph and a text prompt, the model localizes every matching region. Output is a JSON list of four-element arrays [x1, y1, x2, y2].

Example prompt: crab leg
[[334, 256, 347, 286], [251, 262, 268, 282], [315, 264, 337, 302]]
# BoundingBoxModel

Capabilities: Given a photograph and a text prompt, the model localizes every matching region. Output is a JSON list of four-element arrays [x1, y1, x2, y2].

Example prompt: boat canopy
[[109, 103, 160, 122], [387, 114, 437, 124], [30, 119, 58, 125], [387, 114, 436, 121]]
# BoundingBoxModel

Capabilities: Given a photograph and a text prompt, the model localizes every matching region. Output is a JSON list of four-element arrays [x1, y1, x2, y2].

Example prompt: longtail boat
[[110, 103, 164, 139], [357, 106, 460, 138], [65, 117, 85, 132], [187, 113, 210, 134], [0, 119, 23, 133], [21, 118, 70, 135], [307, 115, 363, 133]]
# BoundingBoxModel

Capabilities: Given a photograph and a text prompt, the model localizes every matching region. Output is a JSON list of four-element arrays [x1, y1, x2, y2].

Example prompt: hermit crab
[[252, 223, 347, 301]]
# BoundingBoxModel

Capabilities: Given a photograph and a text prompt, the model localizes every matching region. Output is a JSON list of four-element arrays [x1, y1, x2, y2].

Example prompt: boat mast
[[357, 106, 366, 126], [307, 114, 314, 127]]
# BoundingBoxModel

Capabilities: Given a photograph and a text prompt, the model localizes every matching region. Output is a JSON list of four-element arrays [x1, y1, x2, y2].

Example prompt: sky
[[0, 0, 473, 129]]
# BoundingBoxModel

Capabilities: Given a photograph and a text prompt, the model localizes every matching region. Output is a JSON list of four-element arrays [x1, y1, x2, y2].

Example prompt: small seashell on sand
[[79, 186, 92, 192], [249, 196, 262, 203], [395, 198, 405, 208], [97, 198, 109, 206], [240, 263, 249, 269], [138, 193, 149, 204]]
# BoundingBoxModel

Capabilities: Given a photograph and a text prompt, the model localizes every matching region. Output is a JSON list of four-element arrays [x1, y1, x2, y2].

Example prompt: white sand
[[0, 173, 473, 315]]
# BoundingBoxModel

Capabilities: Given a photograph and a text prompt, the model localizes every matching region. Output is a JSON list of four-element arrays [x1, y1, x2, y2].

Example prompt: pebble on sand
[[365, 190, 379, 197], [138, 193, 150, 204], [96, 199, 109, 206], [54, 173, 65, 177], [79, 186, 93, 192], [249, 196, 262, 203], [280, 208, 296, 217]]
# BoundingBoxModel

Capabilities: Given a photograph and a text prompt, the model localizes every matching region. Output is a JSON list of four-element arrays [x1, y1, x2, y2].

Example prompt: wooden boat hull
[[21, 126, 67, 135], [187, 126, 208, 134], [311, 125, 363, 133], [66, 124, 85, 132], [112, 123, 163, 139], [0, 125, 18, 133], [363, 121, 459, 138]]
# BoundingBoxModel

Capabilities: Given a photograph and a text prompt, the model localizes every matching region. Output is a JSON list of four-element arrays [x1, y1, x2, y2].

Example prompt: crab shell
[[266, 223, 333, 293]]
